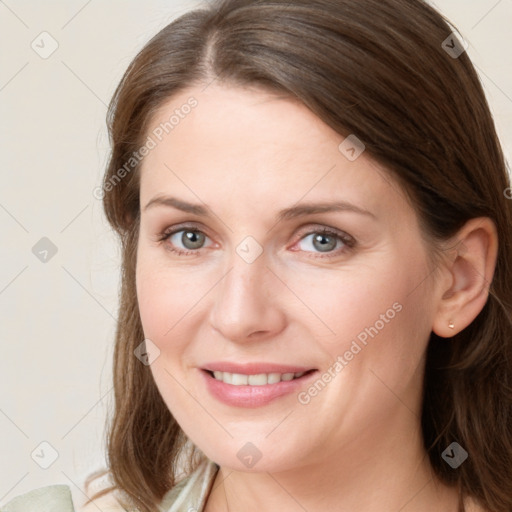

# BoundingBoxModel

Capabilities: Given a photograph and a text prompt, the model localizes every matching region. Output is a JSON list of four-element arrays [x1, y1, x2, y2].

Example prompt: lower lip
[[200, 369, 318, 408]]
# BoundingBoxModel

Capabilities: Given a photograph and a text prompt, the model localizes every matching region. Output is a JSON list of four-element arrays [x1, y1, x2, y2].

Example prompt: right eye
[[159, 226, 214, 256]]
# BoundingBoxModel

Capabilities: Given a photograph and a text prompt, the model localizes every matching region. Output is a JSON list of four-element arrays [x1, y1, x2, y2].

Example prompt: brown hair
[[84, 1, 512, 511]]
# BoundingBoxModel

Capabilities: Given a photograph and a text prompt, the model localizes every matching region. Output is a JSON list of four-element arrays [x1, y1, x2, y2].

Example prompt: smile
[[209, 370, 309, 385], [200, 367, 318, 408]]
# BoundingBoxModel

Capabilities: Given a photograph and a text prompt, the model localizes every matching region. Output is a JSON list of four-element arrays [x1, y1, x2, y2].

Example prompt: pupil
[[183, 231, 204, 249], [313, 233, 336, 252]]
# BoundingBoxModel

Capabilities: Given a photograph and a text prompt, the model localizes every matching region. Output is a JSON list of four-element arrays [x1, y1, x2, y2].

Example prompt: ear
[[431, 217, 498, 338]]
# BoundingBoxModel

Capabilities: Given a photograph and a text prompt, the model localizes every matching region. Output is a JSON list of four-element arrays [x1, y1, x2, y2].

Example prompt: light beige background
[[0, 0, 511, 508]]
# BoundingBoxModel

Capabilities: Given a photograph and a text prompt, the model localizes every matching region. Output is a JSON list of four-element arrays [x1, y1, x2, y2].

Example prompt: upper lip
[[202, 362, 317, 374]]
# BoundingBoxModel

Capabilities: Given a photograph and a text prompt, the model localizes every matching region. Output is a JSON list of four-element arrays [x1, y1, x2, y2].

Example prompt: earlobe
[[431, 217, 498, 338]]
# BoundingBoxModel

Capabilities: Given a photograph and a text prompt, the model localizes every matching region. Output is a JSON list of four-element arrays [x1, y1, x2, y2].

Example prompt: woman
[[3, 0, 511, 511]]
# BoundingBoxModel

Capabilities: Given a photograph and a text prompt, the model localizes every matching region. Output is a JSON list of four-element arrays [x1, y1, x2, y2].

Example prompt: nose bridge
[[219, 248, 268, 314], [221, 232, 269, 300], [209, 243, 283, 341]]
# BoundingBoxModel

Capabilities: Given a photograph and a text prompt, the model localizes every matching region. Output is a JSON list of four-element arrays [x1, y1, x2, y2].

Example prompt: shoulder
[[0, 484, 75, 511], [0, 458, 220, 512]]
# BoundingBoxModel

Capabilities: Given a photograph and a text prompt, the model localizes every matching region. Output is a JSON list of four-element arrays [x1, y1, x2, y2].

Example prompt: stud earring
[[448, 320, 455, 329]]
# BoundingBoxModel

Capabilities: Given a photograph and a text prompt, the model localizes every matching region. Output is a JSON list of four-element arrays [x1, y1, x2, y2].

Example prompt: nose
[[208, 252, 287, 343]]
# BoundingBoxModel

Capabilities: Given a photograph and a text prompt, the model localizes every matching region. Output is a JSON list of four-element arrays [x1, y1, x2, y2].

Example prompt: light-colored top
[[0, 485, 75, 512], [160, 458, 219, 512], [0, 459, 219, 512]]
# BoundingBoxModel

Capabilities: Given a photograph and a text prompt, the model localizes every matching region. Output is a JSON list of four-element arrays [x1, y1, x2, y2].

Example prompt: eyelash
[[157, 224, 356, 258]]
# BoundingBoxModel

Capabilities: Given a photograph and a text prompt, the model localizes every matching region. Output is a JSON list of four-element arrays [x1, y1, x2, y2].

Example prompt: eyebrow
[[143, 195, 376, 221]]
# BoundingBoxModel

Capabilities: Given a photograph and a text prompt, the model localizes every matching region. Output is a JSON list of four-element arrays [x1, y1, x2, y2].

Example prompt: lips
[[200, 362, 318, 408]]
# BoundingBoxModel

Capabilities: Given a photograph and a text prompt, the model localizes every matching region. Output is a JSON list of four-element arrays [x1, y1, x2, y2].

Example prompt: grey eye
[[170, 230, 207, 250], [312, 233, 338, 252], [297, 232, 342, 253]]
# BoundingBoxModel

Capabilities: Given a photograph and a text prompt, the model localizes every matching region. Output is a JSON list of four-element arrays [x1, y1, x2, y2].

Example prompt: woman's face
[[136, 84, 442, 472]]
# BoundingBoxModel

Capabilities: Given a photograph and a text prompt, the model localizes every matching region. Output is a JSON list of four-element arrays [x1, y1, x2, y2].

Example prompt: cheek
[[136, 245, 183, 350], [282, 261, 410, 339], [137, 270, 189, 346], [284, 250, 433, 374], [135, 257, 201, 412], [285, 261, 432, 428], [135, 252, 215, 356], [136, 264, 170, 341]]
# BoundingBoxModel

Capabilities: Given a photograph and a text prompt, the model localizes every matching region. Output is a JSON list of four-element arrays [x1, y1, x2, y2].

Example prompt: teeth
[[232, 373, 248, 385], [211, 371, 307, 386], [248, 374, 267, 385], [267, 372, 281, 384]]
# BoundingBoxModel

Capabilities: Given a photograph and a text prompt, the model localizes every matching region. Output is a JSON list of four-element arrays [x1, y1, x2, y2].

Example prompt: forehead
[[145, 84, 340, 163], [139, 84, 410, 224]]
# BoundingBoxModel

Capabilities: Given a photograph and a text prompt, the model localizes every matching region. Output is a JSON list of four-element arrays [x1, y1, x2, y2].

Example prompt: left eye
[[296, 230, 349, 253]]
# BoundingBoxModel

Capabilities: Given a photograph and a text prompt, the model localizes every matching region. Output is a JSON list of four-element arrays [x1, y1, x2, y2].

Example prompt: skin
[[135, 83, 497, 512]]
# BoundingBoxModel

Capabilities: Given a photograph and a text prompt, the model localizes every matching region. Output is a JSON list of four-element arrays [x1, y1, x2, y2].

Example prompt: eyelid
[[294, 224, 355, 244], [158, 222, 211, 241]]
